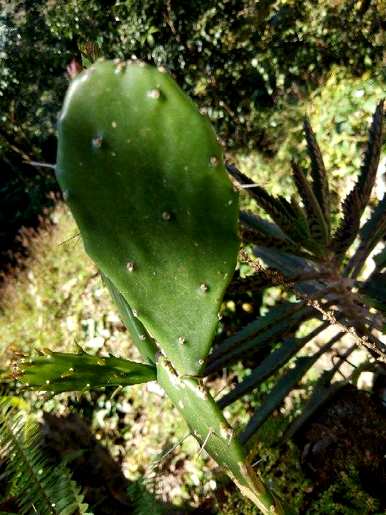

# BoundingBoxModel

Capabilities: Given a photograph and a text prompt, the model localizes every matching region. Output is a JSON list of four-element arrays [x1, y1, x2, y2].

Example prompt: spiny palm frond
[[303, 117, 330, 231], [227, 163, 309, 246], [290, 160, 329, 249], [331, 100, 384, 258]]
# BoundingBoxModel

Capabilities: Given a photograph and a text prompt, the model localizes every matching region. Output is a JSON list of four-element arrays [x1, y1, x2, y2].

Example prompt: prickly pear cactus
[[56, 60, 239, 376], [157, 357, 285, 514]]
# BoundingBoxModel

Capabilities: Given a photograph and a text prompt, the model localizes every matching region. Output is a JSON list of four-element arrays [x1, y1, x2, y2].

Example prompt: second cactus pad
[[56, 60, 239, 376]]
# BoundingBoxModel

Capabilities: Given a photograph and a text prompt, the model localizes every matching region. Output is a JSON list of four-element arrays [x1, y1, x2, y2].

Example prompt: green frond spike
[[290, 160, 329, 249], [0, 398, 90, 515], [205, 302, 310, 375], [347, 193, 386, 277], [228, 164, 310, 247], [241, 225, 312, 259], [303, 118, 330, 230], [218, 322, 329, 409], [156, 357, 288, 515], [331, 101, 384, 259], [330, 189, 361, 259], [289, 196, 310, 237], [18, 350, 156, 393], [56, 60, 239, 376], [356, 100, 384, 210]]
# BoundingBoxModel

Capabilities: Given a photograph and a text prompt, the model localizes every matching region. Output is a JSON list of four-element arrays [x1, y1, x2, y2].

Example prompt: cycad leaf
[[0, 398, 90, 515], [331, 101, 384, 259], [359, 272, 386, 314], [291, 160, 329, 248], [227, 164, 308, 245], [356, 100, 384, 210], [240, 211, 289, 240], [227, 272, 274, 294], [18, 350, 156, 393], [239, 356, 316, 446], [241, 225, 313, 259], [330, 189, 361, 259], [205, 302, 311, 375], [218, 322, 329, 409], [282, 375, 345, 442], [374, 246, 386, 270], [303, 118, 330, 229], [347, 193, 386, 276], [239, 330, 344, 447]]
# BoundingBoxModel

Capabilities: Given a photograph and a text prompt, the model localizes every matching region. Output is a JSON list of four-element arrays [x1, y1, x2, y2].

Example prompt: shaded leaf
[[359, 272, 386, 314], [330, 189, 361, 259], [239, 332, 343, 447], [239, 356, 316, 446]]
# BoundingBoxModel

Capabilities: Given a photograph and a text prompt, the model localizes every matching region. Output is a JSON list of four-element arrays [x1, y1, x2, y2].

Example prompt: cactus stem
[[200, 283, 209, 293]]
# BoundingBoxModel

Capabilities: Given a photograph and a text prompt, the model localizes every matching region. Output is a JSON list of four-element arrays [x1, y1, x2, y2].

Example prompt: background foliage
[[1, 0, 385, 267]]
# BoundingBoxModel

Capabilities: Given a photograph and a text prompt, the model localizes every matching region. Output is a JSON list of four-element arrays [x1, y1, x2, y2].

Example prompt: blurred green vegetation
[[1, 0, 385, 266]]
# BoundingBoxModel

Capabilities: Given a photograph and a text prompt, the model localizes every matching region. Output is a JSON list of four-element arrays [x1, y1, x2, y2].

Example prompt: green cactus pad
[[56, 60, 239, 376], [102, 273, 157, 364], [18, 349, 156, 393], [157, 357, 286, 514]]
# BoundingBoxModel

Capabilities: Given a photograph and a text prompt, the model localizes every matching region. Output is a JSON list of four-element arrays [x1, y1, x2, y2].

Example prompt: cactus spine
[[56, 60, 288, 513]]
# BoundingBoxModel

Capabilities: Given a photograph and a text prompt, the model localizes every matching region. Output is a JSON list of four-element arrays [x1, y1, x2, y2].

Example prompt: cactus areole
[[56, 60, 239, 376]]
